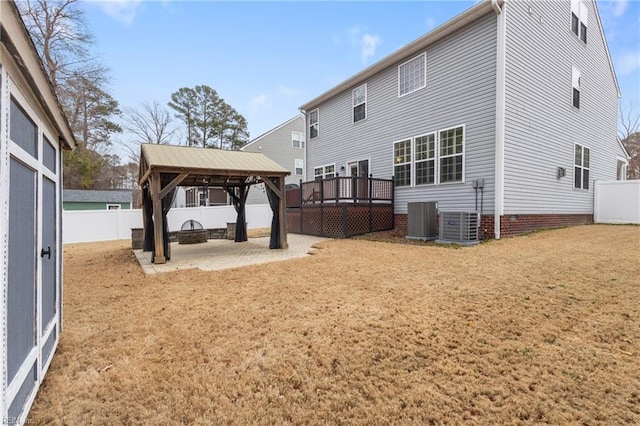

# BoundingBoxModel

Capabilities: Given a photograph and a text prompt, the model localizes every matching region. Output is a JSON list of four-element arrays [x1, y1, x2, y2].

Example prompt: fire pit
[[178, 220, 207, 244]]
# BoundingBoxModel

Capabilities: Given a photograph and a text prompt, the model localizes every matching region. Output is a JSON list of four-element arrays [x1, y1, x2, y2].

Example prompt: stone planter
[[131, 228, 144, 249], [178, 229, 208, 244]]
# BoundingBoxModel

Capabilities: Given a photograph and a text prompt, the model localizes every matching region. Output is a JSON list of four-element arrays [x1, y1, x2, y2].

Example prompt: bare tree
[[19, 0, 124, 188], [18, 0, 94, 90], [618, 102, 640, 179], [122, 101, 176, 145]]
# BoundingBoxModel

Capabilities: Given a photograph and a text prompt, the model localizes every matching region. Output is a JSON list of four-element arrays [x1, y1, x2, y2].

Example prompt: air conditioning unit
[[437, 211, 480, 245], [406, 202, 437, 241]]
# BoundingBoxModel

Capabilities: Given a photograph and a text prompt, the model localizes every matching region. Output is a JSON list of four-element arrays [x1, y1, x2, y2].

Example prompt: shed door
[[5, 81, 61, 420]]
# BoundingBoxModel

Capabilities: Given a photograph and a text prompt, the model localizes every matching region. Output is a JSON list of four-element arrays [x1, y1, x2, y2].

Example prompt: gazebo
[[138, 144, 290, 264]]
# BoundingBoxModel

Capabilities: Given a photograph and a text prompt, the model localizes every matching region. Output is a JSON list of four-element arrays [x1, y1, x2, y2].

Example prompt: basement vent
[[437, 211, 479, 245], [406, 202, 437, 241]]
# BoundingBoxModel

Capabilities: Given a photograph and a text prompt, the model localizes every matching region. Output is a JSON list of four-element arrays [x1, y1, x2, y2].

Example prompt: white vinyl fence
[[63, 204, 273, 244], [594, 180, 640, 224]]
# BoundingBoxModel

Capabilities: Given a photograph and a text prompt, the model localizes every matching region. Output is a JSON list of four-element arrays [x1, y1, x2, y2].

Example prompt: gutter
[[493, 0, 506, 239]]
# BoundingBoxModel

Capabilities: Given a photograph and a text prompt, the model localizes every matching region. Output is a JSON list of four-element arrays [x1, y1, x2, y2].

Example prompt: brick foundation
[[394, 213, 593, 240], [498, 214, 593, 238]]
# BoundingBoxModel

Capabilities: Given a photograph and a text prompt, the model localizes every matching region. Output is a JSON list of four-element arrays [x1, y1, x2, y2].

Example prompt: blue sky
[[82, 0, 640, 154]]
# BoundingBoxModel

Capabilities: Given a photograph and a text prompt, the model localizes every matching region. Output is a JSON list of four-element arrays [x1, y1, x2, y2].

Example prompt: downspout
[[493, 0, 506, 239]]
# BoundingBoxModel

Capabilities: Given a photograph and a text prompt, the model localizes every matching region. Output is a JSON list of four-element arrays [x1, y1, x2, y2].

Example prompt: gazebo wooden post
[[278, 176, 288, 249], [151, 172, 165, 264]]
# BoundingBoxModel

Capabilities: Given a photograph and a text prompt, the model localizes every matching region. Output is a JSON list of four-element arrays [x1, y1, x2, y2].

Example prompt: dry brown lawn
[[30, 225, 639, 424]]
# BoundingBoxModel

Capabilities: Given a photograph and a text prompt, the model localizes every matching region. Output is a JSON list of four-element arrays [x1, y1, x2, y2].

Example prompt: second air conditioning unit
[[437, 211, 480, 245]]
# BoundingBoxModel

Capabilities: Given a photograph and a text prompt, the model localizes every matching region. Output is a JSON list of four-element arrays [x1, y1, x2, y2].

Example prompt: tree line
[[18, 0, 250, 190]]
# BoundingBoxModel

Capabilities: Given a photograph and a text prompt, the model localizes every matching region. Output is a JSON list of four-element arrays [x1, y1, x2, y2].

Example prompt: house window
[[393, 139, 412, 187], [574, 144, 590, 190], [398, 53, 426, 97], [292, 132, 305, 149], [572, 66, 581, 109], [439, 126, 464, 183], [309, 109, 319, 139], [415, 133, 435, 185], [571, 0, 588, 44], [353, 84, 367, 122], [314, 164, 335, 179], [295, 159, 303, 176]]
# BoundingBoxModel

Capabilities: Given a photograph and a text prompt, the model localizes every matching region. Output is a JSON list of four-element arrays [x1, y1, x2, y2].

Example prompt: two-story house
[[242, 115, 306, 204], [300, 0, 625, 239]]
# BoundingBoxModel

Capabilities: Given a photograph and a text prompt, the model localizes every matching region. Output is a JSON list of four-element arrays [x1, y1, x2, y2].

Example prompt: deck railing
[[290, 176, 393, 207]]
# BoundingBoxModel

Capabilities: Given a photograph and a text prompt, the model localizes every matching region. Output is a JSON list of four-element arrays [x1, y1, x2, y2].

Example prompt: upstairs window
[[295, 159, 304, 176], [574, 144, 590, 190], [309, 109, 319, 139], [393, 139, 412, 187], [292, 131, 305, 149], [571, 0, 588, 44], [572, 66, 581, 109], [398, 53, 426, 97], [353, 84, 367, 122]]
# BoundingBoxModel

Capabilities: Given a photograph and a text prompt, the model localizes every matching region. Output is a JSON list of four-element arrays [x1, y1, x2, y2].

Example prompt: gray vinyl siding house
[[0, 0, 75, 420], [242, 115, 305, 204], [300, 0, 623, 238]]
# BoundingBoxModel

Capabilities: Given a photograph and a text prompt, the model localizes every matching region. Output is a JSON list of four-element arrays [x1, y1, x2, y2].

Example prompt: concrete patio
[[134, 233, 328, 274]]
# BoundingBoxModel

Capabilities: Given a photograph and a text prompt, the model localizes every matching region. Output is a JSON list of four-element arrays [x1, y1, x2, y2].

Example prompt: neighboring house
[[241, 115, 306, 204], [63, 189, 132, 210], [0, 0, 76, 420], [299, 0, 626, 239]]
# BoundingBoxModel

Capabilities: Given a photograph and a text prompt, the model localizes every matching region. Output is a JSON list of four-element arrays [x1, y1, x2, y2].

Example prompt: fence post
[[391, 175, 395, 230], [343, 205, 348, 237], [369, 174, 373, 232]]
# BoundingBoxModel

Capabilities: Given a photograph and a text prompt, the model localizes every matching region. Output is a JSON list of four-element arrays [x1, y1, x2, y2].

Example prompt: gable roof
[[1, 1, 76, 149], [300, 0, 501, 111], [242, 114, 305, 151], [139, 144, 290, 188], [63, 190, 132, 204]]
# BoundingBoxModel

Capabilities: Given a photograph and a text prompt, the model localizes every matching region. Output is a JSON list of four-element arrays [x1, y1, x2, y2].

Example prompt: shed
[[138, 144, 290, 264], [0, 0, 76, 420], [63, 189, 132, 210]]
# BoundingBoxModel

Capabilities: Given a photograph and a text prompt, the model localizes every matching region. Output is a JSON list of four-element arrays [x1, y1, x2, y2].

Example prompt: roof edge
[[299, 0, 499, 111], [241, 114, 305, 151], [591, 0, 621, 98]]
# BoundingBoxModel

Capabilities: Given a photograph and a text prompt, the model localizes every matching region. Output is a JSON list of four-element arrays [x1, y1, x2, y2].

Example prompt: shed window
[[10, 97, 38, 159], [398, 53, 426, 97], [309, 109, 319, 139], [353, 84, 367, 122]]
